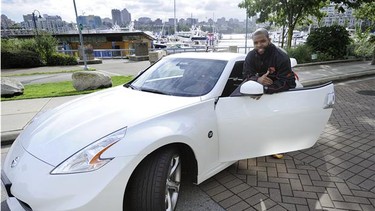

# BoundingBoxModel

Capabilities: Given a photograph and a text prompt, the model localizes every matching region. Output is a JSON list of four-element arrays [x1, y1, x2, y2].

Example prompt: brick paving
[[199, 78, 375, 210]]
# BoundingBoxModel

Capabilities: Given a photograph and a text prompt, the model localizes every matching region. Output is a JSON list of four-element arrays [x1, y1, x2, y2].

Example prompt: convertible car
[[2, 52, 335, 211]]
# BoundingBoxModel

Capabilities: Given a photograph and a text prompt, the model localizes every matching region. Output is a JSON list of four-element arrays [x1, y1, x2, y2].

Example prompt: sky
[[1, 0, 247, 23]]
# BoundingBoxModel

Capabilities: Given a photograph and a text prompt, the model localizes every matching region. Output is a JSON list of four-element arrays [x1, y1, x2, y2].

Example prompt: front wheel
[[124, 148, 181, 211]]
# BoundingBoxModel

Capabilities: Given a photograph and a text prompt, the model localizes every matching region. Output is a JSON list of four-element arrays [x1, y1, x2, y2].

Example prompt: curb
[[301, 69, 375, 86], [295, 59, 363, 67], [1, 130, 22, 145]]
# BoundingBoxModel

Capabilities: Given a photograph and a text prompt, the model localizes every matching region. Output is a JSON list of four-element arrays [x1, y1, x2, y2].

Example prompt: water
[[217, 33, 307, 54], [217, 33, 253, 54]]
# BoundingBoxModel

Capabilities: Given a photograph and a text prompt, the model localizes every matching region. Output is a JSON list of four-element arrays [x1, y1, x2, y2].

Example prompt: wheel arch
[[123, 142, 198, 210]]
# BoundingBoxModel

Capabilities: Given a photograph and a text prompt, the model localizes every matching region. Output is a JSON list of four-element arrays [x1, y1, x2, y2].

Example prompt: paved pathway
[[198, 77, 375, 210]]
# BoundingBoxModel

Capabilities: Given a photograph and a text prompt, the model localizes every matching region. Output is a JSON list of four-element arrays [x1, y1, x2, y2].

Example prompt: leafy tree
[[34, 32, 58, 64], [353, 2, 375, 64], [306, 25, 351, 59], [239, 0, 327, 49]]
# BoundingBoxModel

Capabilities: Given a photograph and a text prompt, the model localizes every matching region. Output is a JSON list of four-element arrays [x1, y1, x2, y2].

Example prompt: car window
[[131, 58, 227, 97], [221, 61, 244, 97]]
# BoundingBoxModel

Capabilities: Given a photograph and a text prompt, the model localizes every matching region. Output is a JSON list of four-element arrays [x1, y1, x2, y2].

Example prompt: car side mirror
[[240, 81, 264, 96]]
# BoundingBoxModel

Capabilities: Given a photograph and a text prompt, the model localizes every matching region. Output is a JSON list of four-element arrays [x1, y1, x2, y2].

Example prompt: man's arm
[[265, 58, 295, 94], [242, 52, 258, 81]]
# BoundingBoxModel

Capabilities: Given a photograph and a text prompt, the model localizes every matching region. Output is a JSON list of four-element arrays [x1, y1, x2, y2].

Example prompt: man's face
[[253, 34, 270, 55]]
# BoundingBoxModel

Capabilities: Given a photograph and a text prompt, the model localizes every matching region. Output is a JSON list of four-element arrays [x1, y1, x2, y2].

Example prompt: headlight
[[51, 127, 127, 174]]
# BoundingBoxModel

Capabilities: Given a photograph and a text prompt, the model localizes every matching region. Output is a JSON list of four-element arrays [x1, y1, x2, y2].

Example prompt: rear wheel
[[124, 148, 181, 211]]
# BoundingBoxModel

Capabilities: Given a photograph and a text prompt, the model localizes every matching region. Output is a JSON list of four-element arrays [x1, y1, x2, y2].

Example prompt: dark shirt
[[243, 43, 296, 94]]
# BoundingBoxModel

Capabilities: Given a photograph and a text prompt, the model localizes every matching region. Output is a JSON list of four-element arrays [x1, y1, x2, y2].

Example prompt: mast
[[174, 0, 177, 34]]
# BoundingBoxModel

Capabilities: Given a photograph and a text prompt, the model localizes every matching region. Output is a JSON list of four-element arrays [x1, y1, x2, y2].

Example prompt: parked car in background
[[2, 52, 335, 211]]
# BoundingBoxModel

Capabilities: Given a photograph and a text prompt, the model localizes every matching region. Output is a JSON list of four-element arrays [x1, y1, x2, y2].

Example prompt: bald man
[[243, 28, 296, 94]]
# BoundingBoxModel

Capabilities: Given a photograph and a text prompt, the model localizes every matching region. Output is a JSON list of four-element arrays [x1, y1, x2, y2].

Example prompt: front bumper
[[2, 140, 137, 211]]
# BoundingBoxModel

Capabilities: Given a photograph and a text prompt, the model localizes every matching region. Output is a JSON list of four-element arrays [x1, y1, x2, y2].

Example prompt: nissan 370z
[[2, 52, 335, 211]]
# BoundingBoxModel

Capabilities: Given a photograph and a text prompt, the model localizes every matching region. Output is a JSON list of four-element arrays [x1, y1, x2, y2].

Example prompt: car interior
[[221, 61, 244, 97]]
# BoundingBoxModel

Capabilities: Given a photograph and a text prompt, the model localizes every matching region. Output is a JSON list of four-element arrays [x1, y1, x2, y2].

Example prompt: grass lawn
[[1, 75, 133, 101], [3, 68, 97, 77]]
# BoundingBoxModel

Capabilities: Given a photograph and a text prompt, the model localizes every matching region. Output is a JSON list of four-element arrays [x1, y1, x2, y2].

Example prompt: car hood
[[20, 86, 200, 166]]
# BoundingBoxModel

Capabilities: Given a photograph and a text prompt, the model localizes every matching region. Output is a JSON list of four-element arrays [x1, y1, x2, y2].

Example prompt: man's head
[[252, 28, 271, 55]]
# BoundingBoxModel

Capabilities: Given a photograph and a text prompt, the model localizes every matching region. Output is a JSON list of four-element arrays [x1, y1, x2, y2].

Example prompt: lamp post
[[245, 8, 249, 54], [73, 0, 88, 70], [32, 10, 42, 36]]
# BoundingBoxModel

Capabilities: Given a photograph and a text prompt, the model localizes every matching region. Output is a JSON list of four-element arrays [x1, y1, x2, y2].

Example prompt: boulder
[[72, 71, 112, 91], [1, 77, 24, 97]]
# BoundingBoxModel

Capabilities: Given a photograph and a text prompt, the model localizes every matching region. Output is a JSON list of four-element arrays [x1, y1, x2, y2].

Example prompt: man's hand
[[257, 71, 273, 85], [251, 96, 261, 100]]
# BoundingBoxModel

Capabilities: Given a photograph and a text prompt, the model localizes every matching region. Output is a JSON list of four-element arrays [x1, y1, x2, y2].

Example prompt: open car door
[[216, 82, 335, 162]]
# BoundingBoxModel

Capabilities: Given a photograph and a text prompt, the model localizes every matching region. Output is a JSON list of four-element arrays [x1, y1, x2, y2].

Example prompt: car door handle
[[324, 92, 335, 109]]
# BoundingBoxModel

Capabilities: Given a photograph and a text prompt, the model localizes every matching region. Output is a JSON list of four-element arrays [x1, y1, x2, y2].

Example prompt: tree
[[34, 32, 58, 64], [306, 25, 351, 59], [239, 0, 326, 49], [353, 2, 375, 64]]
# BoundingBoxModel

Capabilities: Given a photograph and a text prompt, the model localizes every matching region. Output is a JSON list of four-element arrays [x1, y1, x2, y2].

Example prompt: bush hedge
[[1, 50, 44, 69], [306, 25, 351, 60], [286, 44, 313, 64], [47, 53, 78, 66]]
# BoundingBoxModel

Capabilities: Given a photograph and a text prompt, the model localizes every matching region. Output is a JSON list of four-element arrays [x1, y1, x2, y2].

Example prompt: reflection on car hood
[[20, 86, 200, 166]]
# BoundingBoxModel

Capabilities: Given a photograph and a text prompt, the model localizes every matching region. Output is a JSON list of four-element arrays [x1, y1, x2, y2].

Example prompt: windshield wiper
[[124, 84, 139, 90], [140, 88, 169, 95]]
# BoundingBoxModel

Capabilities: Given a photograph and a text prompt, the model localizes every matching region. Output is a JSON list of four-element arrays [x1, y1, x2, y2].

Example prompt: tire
[[124, 148, 182, 211]]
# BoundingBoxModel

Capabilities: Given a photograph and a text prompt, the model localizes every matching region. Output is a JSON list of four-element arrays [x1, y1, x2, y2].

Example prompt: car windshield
[[129, 58, 227, 97]]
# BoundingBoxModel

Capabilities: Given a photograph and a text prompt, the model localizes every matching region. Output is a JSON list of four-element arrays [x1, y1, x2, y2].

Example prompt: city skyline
[[1, 0, 247, 23]]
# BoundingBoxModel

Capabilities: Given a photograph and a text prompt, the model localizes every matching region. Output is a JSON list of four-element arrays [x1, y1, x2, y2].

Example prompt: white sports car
[[2, 52, 335, 211]]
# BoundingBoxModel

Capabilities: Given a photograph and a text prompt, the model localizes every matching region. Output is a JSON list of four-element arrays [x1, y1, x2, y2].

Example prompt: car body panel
[[217, 83, 334, 162], [3, 139, 139, 211], [20, 86, 200, 166]]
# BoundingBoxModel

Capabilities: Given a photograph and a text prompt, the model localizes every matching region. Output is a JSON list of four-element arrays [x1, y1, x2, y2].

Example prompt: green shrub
[[34, 33, 58, 63], [286, 44, 313, 64], [47, 53, 78, 66], [317, 52, 334, 61], [353, 34, 375, 58], [1, 50, 44, 69], [306, 25, 351, 59], [1, 38, 37, 52]]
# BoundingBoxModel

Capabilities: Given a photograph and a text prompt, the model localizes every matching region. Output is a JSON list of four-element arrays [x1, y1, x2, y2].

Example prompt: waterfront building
[[312, 3, 361, 29], [78, 15, 103, 30], [20, 13, 73, 34], [1, 15, 16, 29], [111, 9, 122, 26], [121, 8, 131, 26]]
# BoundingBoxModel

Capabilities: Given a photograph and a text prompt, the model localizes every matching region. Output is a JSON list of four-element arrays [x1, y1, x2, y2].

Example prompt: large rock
[[1, 77, 24, 97], [72, 71, 112, 91]]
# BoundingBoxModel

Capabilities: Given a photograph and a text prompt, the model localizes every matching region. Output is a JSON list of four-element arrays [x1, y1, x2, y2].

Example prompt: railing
[[56, 46, 253, 60], [57, 49, 135, 59], [151, 46, 253, 55]]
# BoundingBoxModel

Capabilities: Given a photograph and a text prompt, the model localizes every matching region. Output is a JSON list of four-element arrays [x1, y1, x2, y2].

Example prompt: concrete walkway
[[1, 59, 375, 144]]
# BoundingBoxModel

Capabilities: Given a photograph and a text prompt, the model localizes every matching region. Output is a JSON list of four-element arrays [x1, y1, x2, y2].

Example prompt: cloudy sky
[[1, 0, 247, 23]]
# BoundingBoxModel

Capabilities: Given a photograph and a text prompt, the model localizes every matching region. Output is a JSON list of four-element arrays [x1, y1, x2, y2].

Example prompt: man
[[243, 28, 296, 159], [243, 28, 296, 94]]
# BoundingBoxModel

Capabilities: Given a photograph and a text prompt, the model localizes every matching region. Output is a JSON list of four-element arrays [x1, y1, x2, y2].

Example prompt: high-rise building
[[313, 3, 360, 28], [20, 13, 73, 34], [121, 8, 131, 26], [78, 15, 103, 29], [112, 9, 122, 25], [186, 18, 198, 26], [1, 15, 15, 29]]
